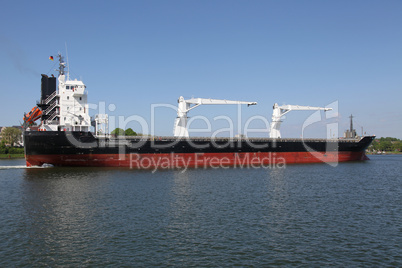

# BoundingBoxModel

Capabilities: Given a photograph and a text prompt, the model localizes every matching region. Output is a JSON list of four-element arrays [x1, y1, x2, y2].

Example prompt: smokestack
[[40, 74, 56, 103]]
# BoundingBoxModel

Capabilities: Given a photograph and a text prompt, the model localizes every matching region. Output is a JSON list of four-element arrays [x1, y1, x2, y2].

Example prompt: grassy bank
[[367, 152, 402, 155], [0, 154, 25, 159], [0, 145, 25, 159]]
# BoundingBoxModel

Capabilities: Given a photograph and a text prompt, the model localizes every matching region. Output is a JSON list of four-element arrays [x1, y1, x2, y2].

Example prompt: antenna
[[349, 114, 353, 132], [56, 52, 65, 76], [65, 42, 70, 80]]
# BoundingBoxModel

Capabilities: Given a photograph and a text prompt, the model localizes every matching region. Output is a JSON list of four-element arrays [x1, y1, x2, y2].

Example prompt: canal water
[[0, 155, 401, 266]]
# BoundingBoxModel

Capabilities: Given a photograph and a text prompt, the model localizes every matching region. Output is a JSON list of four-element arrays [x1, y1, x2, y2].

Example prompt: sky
[[1, 0, 401, 138]]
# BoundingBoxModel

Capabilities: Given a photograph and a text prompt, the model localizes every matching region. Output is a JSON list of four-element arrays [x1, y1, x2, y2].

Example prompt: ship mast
[[349, 114, 354, 133], [56, 53, 66, 76]]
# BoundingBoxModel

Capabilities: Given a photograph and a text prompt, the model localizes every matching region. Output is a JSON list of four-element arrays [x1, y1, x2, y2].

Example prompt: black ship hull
[[24, 131, 375, 168]]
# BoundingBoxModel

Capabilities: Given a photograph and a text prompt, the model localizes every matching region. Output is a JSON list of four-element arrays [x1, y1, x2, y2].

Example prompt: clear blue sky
[[1, 0, 401, 138]]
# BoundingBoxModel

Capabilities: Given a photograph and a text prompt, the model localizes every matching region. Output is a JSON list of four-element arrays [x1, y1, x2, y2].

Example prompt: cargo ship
[[23, 54, 374, 168]]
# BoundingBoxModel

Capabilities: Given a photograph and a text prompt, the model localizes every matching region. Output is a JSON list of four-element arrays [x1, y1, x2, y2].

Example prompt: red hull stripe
[[25, 151, 369, 168]]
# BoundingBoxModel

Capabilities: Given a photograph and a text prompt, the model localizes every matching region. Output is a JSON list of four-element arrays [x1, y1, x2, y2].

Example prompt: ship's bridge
[[65, 80, 86, 96]]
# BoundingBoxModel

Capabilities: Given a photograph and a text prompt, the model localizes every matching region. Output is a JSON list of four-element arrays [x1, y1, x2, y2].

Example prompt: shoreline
[[367, 152, 402, 155], [0, 154, 25, 159]]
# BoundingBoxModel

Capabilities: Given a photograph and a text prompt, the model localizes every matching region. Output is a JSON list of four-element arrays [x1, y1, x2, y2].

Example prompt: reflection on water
[[21, 168, 114, 265], [0, 156, 401, 266]]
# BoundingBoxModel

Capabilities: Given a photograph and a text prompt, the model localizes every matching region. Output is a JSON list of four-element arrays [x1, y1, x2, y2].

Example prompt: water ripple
[[0, 156, 401, 266]]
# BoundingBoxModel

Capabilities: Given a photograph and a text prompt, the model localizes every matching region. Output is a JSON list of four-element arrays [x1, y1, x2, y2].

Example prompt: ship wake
[[0, 165, 53, 170]]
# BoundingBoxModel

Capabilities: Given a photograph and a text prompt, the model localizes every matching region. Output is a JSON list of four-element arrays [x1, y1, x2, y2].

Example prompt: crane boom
[[185, 97, 257, 106], [277, 104, 331, 112], [174, 96, 257, 137], [270, 103, 332, 138]]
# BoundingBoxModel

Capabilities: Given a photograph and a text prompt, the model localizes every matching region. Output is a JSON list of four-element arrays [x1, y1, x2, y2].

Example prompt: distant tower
[[349, 114, 353, 133], [344, 114, 357, 138]]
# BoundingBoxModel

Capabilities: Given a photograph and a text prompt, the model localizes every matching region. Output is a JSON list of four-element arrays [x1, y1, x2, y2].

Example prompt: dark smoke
[[0, 36, 40, 77]]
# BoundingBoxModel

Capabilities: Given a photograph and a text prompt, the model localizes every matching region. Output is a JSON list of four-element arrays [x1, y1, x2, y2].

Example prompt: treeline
[[110, 128, 141, 136], [0, 141, 24, 154], [368, 137, 402, 152], [0, 127, 24, 156], [1, 127, 22, 146]]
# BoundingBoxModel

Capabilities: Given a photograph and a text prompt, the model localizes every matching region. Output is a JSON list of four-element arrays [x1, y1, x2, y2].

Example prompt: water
[[0, 156, 401, 266]]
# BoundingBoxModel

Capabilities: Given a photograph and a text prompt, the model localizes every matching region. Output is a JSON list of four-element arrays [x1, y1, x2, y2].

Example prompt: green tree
[[391, 141, 401, 152], [0, 140, 7, 154], [379, 140, 392, 151], [125, 128, 137, 136], [111, 128, 125, 136], [1, 127, 22, 146], [372, 140, 379, 151]]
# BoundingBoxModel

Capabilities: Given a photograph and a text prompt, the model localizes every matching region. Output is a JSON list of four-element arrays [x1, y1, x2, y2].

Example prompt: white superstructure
[[39, 54, 91, 132]]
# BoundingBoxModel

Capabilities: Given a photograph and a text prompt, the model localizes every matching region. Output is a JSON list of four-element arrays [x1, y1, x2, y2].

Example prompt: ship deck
[[97, 135, 368, 143]]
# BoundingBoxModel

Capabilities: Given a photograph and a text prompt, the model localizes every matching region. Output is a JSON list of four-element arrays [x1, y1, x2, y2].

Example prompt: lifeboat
[[24, 106, 42, 125]]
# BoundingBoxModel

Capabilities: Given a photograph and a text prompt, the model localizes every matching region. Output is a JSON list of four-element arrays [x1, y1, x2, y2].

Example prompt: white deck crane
[[270, 103, 332, 138], [174, 96, 257, 137]]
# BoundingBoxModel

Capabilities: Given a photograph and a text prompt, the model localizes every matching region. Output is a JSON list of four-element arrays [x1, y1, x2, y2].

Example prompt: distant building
[[344, 129, 357, 139], [344, 114, 358, 139]]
